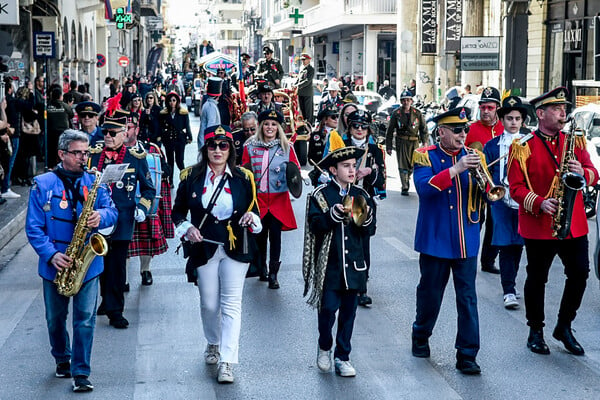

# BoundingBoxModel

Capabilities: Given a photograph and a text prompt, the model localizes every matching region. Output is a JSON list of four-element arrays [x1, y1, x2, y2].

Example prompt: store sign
[[445, 0, 462, 52], [460, 36, 500, 71], [0, 0, 19, 25], [146, 16, 163, 31], [564, 19, 582, 52], [421, 0, 437, 55]]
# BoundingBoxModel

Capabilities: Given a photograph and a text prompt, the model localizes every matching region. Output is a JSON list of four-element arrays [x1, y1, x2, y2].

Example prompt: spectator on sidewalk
[[2, 77, 21, 199]]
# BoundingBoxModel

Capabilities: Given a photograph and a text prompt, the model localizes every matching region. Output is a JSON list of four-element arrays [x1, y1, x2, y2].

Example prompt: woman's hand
[[186, 226, 203, 243], [239, 212, 255, 228]]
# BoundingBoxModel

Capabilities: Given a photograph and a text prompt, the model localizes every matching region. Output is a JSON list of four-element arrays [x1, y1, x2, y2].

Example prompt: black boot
[[553, 323, 584, 355], [527, 328, 550, 355], [268, 261, 281, 289]]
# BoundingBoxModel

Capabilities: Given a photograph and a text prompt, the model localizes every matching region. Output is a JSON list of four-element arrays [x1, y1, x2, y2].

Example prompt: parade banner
[[421, 0, 437, 55], [445, 0, 462, 52]]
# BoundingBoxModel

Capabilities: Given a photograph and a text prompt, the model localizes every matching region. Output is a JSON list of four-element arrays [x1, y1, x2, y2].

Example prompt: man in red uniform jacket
[[507, 86, 598, 356], [465, 86, 504, 274]]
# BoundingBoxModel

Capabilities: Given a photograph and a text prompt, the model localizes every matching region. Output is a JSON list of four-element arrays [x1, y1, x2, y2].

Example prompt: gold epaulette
[[508, 137, 531, 166], [179, 107, 189, 116], [128, 146, 146, 159], [575, 134, 587, 149], [180, 167, 192, 181], [89, 143, 103, 154], [412, 145, 435, 167]]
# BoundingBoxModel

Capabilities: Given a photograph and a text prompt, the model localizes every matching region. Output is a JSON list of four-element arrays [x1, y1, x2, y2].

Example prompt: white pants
[[196, 246, 248, 364]]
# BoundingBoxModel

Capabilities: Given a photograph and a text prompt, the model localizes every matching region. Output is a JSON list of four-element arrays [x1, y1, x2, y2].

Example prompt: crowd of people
[[10, 48, 596, 392]]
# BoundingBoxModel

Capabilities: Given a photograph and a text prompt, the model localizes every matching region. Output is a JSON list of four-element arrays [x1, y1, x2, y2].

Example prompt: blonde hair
[[257, 120, 289, 152]]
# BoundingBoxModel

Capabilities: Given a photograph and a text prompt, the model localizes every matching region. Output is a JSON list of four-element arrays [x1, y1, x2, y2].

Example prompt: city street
[[2, 114, 600, 399]]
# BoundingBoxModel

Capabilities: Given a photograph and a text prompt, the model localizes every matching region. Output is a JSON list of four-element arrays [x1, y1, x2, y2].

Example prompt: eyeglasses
[[479, 105, 497, 112], [65, 150, 90, 158], [102, 129, 122, 137], [441, 125, 470, 134], [206, 141, 230, 151], [328, 115, 339, 120], [242, 127, 257, 133], [350, 123, 368, 130], [79, 113, 96, 119]]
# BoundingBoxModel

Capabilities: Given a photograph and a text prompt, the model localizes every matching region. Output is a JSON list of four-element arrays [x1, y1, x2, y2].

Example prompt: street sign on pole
[[33, 32, 56, 59], [0, 0, 19, 25], [460, 36, 500, 71], [118, 56, 130, 67], [97, 53, 106, 68]]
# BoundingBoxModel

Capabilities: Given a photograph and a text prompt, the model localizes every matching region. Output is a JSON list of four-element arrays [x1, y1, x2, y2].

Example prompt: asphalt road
[[1, 115, 600, 399]]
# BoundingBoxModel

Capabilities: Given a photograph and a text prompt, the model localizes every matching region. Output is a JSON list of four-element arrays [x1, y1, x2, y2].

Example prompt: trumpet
[[467, 147, 506, 202]]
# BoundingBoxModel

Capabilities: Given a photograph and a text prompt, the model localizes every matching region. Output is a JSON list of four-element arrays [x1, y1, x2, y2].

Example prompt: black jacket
[[139, 105, 161, 144], [172, 165, 259, 282], [158, 107, 192, 145]]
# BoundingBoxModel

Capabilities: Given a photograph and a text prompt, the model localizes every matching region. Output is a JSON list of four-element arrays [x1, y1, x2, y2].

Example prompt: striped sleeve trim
[[586, 169, 595, 186], [523, 192, 538, 213]]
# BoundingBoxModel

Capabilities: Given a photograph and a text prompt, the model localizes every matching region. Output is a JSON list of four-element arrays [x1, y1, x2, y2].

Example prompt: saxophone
[[54, 168, 108, 296], [552, 121, 587, 239]]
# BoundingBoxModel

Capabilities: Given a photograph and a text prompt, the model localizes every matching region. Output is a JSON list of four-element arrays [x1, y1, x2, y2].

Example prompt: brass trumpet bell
[[342, 194, 368, 226], [487, 185, 506, 202]]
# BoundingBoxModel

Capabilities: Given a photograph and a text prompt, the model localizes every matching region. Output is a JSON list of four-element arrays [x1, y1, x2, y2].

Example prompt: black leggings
[[163, 141, 186, 181], [256, 212, 282, 273]]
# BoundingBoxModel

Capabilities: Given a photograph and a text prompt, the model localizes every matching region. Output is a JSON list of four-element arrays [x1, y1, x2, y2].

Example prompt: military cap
[[262, 44, 274, 53], [400, 90, 414, 100], [529, 86, 570, 109], [318, 146, 364, 170], [479, 86, 501, 105], [101, 115, 128, 130], [75, 101, 101, 115], [204, 124, 233, 142], [241, 52, 251, 60], [497, 95, 528, 119], [342, 93, 358, 104], [300, 52, 312, 60], [257, 82, 274, 94], [258, 109, 284, 125], [317, 104, 339, 121], [347, 109, 372, 125], [130, 92, 143, 101], [432, 107, 471, 126]]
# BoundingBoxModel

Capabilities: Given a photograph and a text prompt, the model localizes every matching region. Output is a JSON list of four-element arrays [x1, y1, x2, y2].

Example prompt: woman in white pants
[[172, 124, 261, 383]]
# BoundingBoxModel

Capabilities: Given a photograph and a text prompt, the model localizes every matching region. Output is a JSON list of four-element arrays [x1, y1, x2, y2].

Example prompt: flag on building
[[238, 45, 246, 104], [104, 0, 113, 19]]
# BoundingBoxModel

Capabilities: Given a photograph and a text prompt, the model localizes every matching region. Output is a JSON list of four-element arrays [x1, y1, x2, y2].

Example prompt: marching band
[[23, 71, 600, 391]]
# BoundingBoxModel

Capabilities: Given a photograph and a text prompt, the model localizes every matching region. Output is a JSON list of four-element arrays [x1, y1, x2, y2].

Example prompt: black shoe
[[109, 315, 129, 329], [456, 355, 481, 375], [527, 329, 550, 355], [72, 375, 94, 392], [141, 271, 153, 286], [124, 283, 130, 292], [411, 335, 430, 358], [553, 324, 585, 356], [358, 293, 372, 307], [481, 265, 500, 274], [96, 304, 106, 316], [258, 274, 269, 282], [268, 274, 280, 289], [0, 197, 6, 205], [55, 361, 71, 378], [401, 190, 409, 196]]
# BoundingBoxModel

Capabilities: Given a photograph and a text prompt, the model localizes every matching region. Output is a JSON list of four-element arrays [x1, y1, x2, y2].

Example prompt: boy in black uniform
[[303, 146, 375, 377]]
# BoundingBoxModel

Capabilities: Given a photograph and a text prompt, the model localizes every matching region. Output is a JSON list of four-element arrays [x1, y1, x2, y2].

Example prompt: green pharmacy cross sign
[[114, 8, 133, 30], [289, 8, 304, 24]]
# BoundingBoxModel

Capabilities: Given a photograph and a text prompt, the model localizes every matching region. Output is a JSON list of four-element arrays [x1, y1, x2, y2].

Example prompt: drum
[[136, 152, 163, 215]]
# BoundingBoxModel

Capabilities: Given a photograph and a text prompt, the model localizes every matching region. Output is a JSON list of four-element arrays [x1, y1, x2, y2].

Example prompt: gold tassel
[[226, 221, 237, 250], [501, 89, 511, 103], [575, 135, 587, 149], [412, 149, 431, 167], [328, 130, 345, 152], [544, 175, 560, 199]]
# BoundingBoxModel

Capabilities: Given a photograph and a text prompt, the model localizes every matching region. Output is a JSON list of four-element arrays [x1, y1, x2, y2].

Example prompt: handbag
[[21, 119, 41, 135]]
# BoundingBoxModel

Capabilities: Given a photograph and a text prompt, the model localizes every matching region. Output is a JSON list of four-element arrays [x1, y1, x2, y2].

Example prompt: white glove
[[318, 172, 331, 184], [134, 208, 146, 222]]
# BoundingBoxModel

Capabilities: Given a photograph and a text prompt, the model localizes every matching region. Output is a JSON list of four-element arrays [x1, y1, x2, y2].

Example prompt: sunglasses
[[350, 123, 368, 130], [206, 141, 230, 151], [102, 129, 122, 137], [242, 127, 257, 133], [65, 150, 90, 158], [479, 105, 497, 112], [441, 125, 470, 134], [79, 113, 96, 119], [328, 115, 339, 119]]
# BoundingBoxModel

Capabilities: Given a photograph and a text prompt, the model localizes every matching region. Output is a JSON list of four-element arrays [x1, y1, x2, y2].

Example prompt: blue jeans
[[413, 254, 480, 358], [1, 137, 18, 193], [43, 277, 98, 377]]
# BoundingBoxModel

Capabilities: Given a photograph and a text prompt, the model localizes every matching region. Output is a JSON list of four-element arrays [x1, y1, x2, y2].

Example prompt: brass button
[[345, 250, 348, 254], [344, 236, 348, 240]]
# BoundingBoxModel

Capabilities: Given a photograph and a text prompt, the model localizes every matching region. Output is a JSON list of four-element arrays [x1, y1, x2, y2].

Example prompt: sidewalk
[[0, 183, 30, 268]]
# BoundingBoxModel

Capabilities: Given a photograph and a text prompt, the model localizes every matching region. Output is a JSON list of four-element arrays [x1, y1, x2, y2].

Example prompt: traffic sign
[[97, 53, 106, 68], [118, 56, 130, 67], [33, 32, 56, 59]]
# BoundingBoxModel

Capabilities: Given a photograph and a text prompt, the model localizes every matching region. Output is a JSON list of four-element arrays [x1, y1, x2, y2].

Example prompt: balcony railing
[[344, 0, 397, 14]]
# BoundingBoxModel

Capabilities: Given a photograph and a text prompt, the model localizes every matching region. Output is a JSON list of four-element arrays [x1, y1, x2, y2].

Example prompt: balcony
[[140, 0, 159, 17], [344, 0, 396, 14]]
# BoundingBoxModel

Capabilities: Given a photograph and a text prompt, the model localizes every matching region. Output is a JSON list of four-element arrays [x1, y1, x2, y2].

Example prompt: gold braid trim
[[575, 135, 587, 149], [179, 167, 192, 181], [226, 221, 237, 250], [128, 147, 147, 159], [544, 175, 560, 199], [467, 173, 483, 223], [507, 138, 533, 190], [412, 149, 431, 167], [240, 166, 259, 214]]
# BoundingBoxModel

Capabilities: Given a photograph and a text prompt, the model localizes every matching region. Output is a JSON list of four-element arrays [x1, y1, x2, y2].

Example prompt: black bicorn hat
[[497, 95, 528, 119], [318, 146, 364, 170]]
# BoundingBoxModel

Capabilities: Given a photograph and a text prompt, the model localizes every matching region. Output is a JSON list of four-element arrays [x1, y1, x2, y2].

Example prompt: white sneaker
[[217, 362, 234, 383], [317, 348, 332, 372], [504, 293, 519, 309], [204, 344, 220, 365], [1, 189, 20, 199], [334, 357, 356, 377]]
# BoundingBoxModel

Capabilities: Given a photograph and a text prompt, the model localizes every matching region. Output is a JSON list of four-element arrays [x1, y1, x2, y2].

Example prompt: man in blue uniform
[[411, 107, 483, 374], [75, 101, 103, 146], [89, 114, 155, 329], [26, 130, 118, 392]]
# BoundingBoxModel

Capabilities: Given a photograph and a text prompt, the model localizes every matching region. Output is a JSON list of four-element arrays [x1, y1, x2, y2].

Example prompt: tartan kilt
[[128, 180, 174, 257]]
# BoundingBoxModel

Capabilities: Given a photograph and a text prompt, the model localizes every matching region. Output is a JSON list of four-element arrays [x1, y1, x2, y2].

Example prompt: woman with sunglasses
[[336, 102, 359, 139], [158, 91, 193, 183], [308, 104, 339, 165], [126, 93, 144, 121], [242, 110, 300, 289], [139, 92, 162, 146], [343, 110, 386, 307], [172, 124, 261, 384]]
